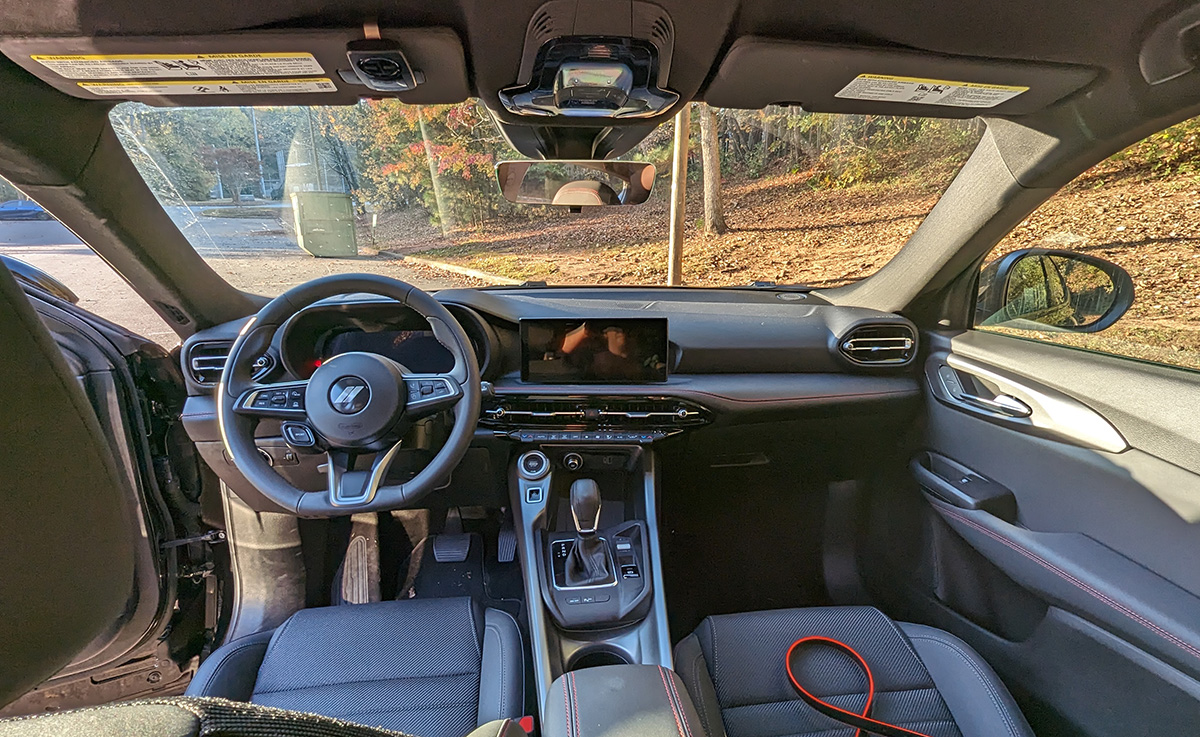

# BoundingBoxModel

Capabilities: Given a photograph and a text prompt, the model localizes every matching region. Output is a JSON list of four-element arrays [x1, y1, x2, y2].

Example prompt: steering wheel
[[217, 274, 481, 516]]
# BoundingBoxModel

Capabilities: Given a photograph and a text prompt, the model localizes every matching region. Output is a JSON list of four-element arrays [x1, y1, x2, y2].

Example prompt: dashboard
[[179, 286, 922, 512]]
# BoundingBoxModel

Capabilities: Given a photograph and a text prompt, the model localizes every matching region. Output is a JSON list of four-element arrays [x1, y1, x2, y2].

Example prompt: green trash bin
[[290, 192, 358, 258]]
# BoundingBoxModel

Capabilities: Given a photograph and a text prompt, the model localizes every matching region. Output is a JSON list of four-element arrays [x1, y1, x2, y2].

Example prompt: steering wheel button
[[420, 384, 434, 395], [282, 423, 316, 447], [288, 389, 303, 399]]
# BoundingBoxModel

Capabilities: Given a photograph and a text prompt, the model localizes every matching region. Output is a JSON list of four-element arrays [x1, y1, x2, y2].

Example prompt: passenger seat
[[674, 607, 1033, 737]]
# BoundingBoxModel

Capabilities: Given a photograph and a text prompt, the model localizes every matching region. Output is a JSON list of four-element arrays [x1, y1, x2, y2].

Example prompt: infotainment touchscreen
[[521, 318, 669, 383]]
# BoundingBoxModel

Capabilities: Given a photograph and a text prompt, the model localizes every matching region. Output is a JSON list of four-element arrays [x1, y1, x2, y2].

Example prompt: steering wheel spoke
[[326, 441, 405, 507], [233, 380, 309, 419], [403, 373, 464, 420]]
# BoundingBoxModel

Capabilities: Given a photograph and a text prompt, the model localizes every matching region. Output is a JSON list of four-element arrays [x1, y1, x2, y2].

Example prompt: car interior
[[1, 0, 1200, 736]]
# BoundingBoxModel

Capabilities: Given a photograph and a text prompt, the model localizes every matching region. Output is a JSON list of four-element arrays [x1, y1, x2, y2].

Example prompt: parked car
[[0, 199, 51, 221]]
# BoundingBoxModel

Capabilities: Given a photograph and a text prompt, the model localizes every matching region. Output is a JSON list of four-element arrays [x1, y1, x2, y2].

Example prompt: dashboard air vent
[[838, 324, 917, 366], [481, 395, 710, 433], [186, 341, 274, 386]]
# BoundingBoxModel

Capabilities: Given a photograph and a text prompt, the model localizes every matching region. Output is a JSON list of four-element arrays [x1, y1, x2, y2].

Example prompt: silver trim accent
[[328, 440, 405, 506]]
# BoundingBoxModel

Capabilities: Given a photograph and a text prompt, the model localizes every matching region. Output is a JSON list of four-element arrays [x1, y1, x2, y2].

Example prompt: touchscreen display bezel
[[520, 318, 670, 384]]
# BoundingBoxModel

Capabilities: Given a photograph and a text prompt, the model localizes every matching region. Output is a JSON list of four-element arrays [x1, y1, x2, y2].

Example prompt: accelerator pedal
[[433, 507, 472, 563], [498, 516, 517, 563]]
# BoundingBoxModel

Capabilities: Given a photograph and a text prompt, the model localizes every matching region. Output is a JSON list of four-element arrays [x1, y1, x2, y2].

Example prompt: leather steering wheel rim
[[217, 273, 481, 517]]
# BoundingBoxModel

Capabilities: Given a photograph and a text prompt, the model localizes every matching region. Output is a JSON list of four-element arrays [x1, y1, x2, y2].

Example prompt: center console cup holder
[[567, 646, 632, 670]]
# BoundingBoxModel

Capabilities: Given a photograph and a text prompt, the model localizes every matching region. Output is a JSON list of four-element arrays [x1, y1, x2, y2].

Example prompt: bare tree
[[205, 147, 259, 204], [697, 103, 728, 235]]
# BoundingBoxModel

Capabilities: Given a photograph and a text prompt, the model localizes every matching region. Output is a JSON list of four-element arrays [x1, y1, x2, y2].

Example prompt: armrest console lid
[[546, 665, 704, 737]]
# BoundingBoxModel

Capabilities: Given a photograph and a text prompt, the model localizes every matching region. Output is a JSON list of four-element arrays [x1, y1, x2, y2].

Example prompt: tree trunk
[[697, 103, 728, 235], [667, 105, 691, 286]]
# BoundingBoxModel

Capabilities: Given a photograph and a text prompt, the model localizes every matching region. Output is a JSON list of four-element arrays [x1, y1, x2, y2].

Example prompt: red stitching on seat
[[662, 666, 695, 737], [657, 666, 688, 737], [941, 507, 1200, 662], [569, 671, 582, 737], [563, 671, 573, 737]]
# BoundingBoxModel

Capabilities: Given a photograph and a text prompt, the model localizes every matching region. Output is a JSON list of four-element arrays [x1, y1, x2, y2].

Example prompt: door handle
[[936, 364, 1033, 418], [958, 392, 1032, 418]]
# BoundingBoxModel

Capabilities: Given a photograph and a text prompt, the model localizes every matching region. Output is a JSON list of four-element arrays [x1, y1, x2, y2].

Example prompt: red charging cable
[[785, 637, 933, 737]]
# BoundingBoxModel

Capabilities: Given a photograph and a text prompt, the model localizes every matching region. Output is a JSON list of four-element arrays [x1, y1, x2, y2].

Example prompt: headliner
[[0, 0, 1191, 111]]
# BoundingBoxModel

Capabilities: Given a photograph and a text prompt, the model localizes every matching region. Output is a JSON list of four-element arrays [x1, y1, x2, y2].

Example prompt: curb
[[385, 251, 522, 285]]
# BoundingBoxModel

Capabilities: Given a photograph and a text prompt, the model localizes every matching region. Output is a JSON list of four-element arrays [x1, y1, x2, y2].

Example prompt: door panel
[[911, 329, 1200, 735]]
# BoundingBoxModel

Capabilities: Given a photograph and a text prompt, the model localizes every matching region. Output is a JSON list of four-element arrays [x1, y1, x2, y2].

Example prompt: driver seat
[[185, 597, 524, 736]]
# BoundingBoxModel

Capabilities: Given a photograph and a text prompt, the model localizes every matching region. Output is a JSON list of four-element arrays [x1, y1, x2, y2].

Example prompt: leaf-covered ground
[[361, 154, 1200, 370]]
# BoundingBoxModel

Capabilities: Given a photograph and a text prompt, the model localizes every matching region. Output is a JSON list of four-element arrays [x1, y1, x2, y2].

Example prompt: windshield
[[110, 101, 982, 294]]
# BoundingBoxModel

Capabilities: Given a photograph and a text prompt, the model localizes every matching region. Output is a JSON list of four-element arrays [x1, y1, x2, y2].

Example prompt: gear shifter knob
[[569, 478, 602, 535]]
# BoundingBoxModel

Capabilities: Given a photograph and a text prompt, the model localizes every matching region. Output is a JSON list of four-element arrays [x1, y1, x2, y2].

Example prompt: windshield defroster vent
[[838, 324, 917, 366], [186, 341, 274, 387]]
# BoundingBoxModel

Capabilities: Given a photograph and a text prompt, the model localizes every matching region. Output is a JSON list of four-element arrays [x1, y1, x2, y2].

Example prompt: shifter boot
[[564, 478, 613, 586], [566, 534, 611, 586]]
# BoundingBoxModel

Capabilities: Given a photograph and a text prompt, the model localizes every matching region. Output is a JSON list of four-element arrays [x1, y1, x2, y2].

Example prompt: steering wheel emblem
[[329, 376, 371, 414]]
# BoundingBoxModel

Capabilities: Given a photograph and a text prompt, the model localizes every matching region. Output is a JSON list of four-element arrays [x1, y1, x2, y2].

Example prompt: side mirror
[[0, 254, 79, 304], [977, 248, 1134, 333], [496, 160, 656, 211]]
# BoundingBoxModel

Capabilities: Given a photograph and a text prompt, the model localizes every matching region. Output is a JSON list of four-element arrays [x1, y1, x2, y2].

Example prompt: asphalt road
[[0, 210, 463, 348]]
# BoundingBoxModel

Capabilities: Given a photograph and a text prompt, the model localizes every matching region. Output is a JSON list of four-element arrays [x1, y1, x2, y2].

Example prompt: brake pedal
[[433, 507, 472, 563]]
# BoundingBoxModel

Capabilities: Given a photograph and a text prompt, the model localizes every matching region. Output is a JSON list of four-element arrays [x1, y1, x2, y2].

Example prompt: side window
[[975, 117, 1200, 371], [0, 176, 178, 348]]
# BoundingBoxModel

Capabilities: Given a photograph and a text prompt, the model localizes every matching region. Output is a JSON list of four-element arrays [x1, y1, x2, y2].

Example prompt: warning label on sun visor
[[32, 53, 325, 80], [834, 74, 1028, 108], [77, 78, 337, 96]]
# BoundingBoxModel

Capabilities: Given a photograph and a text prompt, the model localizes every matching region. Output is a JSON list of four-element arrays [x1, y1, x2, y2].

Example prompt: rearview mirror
[[496, 160, 656, 210], [977, 248, 1134, 333]]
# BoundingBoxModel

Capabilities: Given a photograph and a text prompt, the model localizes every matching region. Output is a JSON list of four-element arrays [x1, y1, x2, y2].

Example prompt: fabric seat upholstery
[[674, 606, 1033, 737], [186, 597, 523, 737]]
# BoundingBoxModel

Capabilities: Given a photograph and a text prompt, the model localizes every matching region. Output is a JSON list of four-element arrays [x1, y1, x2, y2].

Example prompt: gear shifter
[[565, 478, 612, 587]]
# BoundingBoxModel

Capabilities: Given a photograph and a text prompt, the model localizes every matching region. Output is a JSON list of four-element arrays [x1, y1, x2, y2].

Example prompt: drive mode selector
[[305, 352, 406, 449]]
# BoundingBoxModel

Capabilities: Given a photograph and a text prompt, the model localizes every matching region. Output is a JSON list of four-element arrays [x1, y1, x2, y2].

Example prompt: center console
[[504, 317, 713, 717], [511, 442, 678, 715]]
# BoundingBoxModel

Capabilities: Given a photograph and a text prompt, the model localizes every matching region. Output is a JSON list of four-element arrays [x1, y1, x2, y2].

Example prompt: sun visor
[[704, 38, 1097, 117], [0, 28, 470, 106]]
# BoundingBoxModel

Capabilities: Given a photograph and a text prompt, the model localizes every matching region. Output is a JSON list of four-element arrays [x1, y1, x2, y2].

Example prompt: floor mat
[[398, 530, 524, 622]]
